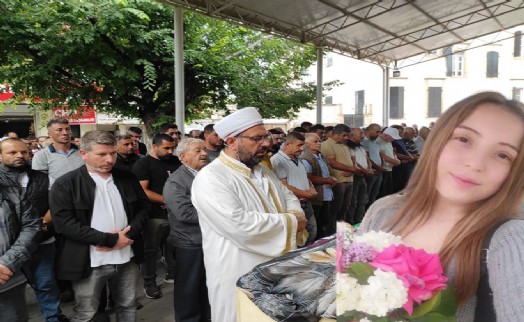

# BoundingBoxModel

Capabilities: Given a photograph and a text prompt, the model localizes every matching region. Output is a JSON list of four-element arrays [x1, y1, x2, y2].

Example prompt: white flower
[[353, 230, 402, 252], [359, 318, 372, 322], [356, 269, 408, 317], [336, 273, 361, 315]]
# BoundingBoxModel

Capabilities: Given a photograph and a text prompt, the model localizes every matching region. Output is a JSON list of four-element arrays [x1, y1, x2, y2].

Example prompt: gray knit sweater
[[359, 194, 524, 322]]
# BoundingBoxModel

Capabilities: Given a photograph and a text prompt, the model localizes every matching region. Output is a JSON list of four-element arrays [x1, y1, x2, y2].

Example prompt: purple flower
[[342, 242, 376, 268]]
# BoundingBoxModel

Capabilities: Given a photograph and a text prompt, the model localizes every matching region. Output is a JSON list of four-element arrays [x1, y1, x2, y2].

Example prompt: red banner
[[0, 93, 15, 101], [52, 106, 97, 124]]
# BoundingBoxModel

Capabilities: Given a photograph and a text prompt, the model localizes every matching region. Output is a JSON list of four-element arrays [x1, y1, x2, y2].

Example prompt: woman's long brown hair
[[386, 91, 524, 304]]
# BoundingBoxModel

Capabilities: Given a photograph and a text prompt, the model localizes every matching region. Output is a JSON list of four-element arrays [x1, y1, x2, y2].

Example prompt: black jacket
[[163, 165, 202, 248], [49, 165, 149, 281], [0, 165, 41, 276], [0, 164, 52, 241]]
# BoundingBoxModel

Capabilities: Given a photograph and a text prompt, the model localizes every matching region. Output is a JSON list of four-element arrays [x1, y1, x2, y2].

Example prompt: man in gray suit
[[163, 138, 211, 322]]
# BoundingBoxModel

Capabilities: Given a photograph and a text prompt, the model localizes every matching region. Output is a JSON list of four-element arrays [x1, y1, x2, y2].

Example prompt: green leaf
[[411, 312, 457, 322], [347, 262, 375, 285], [0, 0, 326, 134], [410, 292, 441, 318], [408, 287, 457, 320], [432, 287, 457, 316]]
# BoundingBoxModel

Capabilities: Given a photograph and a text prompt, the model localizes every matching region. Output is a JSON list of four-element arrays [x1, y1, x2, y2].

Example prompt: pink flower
[[336, 239, 346, 273], [369, 244, 448, 315]]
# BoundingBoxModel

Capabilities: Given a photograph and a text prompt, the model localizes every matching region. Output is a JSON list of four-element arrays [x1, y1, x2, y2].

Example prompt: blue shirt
[[362, 137, 381, 167], [300, 154, 334, 202]]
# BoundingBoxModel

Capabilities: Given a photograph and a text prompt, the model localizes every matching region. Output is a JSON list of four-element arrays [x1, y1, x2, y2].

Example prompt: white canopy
[[157, 0, 524, 66]]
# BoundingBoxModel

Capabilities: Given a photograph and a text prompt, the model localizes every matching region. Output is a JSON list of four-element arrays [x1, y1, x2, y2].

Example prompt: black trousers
[[313, 201, 332, 238], [173, 247, 211, 322], [378, 171, 394, 199]]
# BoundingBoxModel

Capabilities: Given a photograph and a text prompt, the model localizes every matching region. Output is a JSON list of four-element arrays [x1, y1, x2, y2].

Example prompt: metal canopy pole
[[316, 47, 323, 124], [174, 7, 185, 134], [382, 66, 390, 127]]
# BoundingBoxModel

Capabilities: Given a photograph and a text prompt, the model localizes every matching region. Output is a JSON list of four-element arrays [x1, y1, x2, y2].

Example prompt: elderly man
[[50, 131, 149, 322], [191, 107, 307, 322], [163, 138, 211, 322], [0, 139, 41, 322], [414, 126, 430, 153], [299, 133, 336, 238], [321, 124, 361, 223], [271, 131, 318, 244]]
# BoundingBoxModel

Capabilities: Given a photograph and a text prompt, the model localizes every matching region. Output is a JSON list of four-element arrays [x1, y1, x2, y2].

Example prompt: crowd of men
[[0, 112, 431, 322]]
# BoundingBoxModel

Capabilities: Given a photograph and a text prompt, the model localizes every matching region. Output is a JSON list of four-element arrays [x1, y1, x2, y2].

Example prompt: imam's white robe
[[191, 152, 302, 322]]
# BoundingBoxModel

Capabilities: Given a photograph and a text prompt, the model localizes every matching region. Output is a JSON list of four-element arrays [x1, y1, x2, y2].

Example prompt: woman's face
[[436, 103, 523, 207]]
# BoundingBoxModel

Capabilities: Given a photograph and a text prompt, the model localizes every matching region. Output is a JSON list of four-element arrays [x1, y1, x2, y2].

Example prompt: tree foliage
[[0, 0, 329, 132]]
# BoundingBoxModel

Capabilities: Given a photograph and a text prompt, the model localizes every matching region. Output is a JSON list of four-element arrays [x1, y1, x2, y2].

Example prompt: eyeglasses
[[237, 134, 272, 144]]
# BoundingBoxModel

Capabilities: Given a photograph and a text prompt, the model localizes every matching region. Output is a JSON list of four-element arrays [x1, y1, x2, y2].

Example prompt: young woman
[[360, 91, 524, 321]]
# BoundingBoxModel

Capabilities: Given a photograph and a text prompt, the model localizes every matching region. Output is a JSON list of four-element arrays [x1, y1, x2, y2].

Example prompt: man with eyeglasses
[[191, 107, 307, 322]]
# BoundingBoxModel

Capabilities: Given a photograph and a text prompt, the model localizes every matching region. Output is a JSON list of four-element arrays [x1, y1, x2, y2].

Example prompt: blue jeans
[[71, 261, 138, 322], [30, 242, 62, 322], [0, 282, 28, 322]]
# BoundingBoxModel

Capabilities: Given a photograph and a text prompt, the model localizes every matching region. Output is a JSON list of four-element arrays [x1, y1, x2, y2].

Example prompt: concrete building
[[296, 25, 524, 128]]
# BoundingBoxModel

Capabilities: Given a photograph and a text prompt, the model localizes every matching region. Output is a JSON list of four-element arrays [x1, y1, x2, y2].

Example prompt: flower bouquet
[[336, 223, 457, 322]]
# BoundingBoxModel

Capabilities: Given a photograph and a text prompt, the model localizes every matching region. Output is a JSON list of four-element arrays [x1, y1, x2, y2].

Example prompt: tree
[[0, 0, 331, 134]]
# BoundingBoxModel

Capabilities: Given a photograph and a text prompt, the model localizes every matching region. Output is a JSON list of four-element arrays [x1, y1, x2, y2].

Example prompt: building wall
[[301, 25, 524, 128]]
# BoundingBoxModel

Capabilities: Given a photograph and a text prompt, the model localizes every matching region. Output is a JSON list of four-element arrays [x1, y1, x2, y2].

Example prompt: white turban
[[214, 107, 263, 139]]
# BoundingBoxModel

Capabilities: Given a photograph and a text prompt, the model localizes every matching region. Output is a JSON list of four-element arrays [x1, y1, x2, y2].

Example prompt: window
[[326, 53, 333, 67], [324, 96, 333, 104], [486, 51, 499, 78], [427, 87, 442, 117], [451, 53, 464, 76], [514, 31, 522, 57], [513, 87, 523, 102], [445, 47, 464, 77], [389, 86, 404, 119]]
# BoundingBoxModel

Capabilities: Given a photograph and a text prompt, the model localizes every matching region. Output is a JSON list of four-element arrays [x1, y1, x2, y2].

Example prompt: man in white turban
[[191, 107, 307, 322]]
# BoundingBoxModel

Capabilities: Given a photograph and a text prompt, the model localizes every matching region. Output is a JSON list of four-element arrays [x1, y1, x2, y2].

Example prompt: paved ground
[[27, 263, 176, 322]]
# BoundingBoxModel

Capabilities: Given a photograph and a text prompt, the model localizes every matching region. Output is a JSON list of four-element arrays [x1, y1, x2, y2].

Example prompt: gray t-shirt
[[270, 150, 310, 191], [360, 194, 524, 322], [31, 144, 85, 186], [206, 148, 221, 163]]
